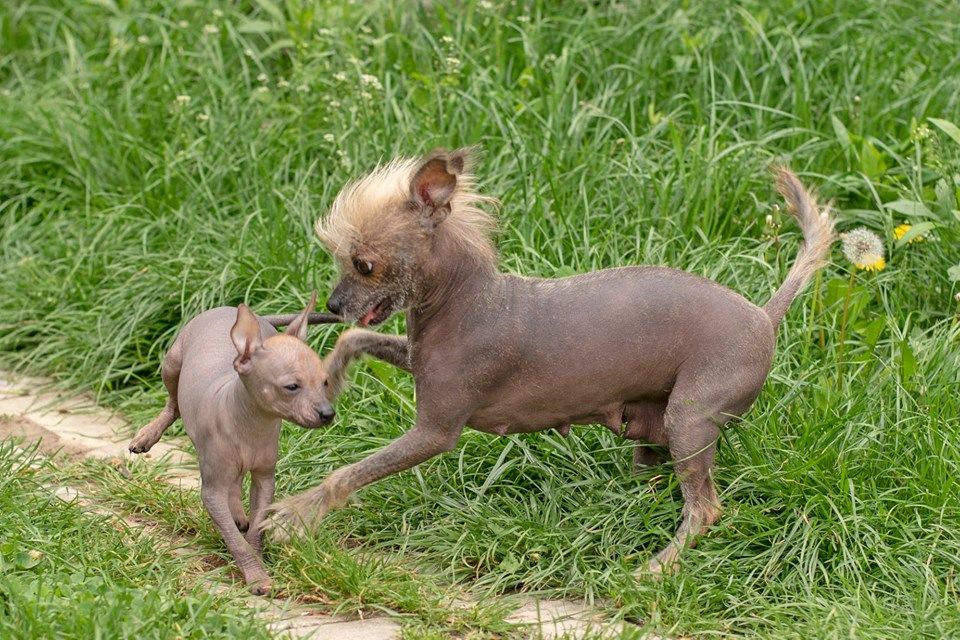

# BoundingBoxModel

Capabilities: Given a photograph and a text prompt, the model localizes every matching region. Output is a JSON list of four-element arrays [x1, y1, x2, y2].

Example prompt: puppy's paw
[[246, 575, 273, 596], [128, 432, 160, 454]]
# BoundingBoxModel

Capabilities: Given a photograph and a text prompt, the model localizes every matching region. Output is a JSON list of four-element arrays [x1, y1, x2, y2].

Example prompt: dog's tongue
[[359, 307, 377, 326]]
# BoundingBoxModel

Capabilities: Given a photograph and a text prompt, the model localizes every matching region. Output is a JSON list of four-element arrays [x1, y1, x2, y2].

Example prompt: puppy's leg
[[200, 475, 271, 595], [246, 468, 276, 555], [267, 418, 461, 538], [323, 329, 409, 397], [129, 336, 183, 454], [229, 479, 248, 533]]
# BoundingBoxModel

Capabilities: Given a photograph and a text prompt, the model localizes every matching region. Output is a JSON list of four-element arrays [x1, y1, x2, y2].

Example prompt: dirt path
[[0, 372, 638, 639]]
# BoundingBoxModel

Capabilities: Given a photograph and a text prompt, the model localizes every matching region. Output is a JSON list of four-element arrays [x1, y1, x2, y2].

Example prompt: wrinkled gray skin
[[128, 293, 337, 594], [267, 153, 833, 573]]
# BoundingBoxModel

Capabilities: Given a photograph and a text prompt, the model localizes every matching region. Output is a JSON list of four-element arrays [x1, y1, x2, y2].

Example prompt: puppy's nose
[[326, 297, 342, 315], [317, 406, 336, 423]]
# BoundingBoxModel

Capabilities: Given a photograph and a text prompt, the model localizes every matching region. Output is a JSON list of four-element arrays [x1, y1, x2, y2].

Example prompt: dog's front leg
[[266, 417, 462, 539], [323, 329, 409, 397], [246, 469, 276, 556], [200, 480, 272, 595]]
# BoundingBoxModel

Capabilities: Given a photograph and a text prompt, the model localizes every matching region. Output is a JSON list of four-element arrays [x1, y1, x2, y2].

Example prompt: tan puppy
[[129, 292, 337, 594]]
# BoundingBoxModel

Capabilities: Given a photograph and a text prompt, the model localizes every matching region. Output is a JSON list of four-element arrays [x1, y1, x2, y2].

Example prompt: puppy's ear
[[231, 304, 263, 374], [285, 290, 317, 342], [410, 154, 458, 229]]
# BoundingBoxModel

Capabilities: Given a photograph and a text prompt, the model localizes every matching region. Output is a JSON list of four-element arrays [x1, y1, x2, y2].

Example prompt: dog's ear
[[231, 304, 263, 374], [410, 153, 458, 229], [284, 290, 317, 342]]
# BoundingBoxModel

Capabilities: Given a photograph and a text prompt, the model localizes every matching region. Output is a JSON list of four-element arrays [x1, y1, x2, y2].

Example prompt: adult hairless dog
[[267, 150, 834, 572]]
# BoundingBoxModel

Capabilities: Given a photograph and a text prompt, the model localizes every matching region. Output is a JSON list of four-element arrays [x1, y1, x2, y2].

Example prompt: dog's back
[[175, 307, 277, 424]]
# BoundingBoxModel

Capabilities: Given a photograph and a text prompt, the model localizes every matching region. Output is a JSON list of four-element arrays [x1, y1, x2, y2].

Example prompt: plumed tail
[[763, 167, 835, 328]]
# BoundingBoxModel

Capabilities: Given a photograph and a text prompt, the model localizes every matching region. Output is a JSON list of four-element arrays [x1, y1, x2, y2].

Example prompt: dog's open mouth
[[358, 298, 393, 326]]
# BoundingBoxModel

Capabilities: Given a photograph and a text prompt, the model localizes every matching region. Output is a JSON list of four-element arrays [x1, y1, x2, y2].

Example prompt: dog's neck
[[409, 246, 500, 336], [220, 372, 274, 428]]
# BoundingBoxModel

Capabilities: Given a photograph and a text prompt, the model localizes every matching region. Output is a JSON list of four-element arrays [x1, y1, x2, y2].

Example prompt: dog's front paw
[[263, 487, 333, 542], [244, 572, 273, 596], [128, 431, 160, 454]]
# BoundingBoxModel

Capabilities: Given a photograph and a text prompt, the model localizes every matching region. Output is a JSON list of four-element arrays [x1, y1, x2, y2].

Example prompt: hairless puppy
[[128, 293, 340, 594], [267, 151, 834, 573]]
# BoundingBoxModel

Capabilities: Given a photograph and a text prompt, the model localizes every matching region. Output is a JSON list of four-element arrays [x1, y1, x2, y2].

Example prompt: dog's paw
[[128, 433, 159, 454], [263, 487, 335, 542], [245, 575, 273, 596]]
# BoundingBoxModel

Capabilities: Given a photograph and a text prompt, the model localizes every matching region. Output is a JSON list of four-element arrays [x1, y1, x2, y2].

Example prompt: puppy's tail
[[763, 167, 835, 329], [263, 312, 341, 327]]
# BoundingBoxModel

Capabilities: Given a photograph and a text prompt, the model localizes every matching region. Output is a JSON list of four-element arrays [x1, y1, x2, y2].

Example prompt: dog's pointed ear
[[410, 151, 461, 229], [285, 290, 317, 342], [231, 304, 263, 374]]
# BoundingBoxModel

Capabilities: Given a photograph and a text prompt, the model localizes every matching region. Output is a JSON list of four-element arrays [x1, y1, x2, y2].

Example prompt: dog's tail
[[763, 167, 835, 329], [263, 312, 341, 327]]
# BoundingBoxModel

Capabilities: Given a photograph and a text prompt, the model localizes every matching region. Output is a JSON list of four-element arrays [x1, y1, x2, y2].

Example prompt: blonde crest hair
[[315, 150, 499, 266]]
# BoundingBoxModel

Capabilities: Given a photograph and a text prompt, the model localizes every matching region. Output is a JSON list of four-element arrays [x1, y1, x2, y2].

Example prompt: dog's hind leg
[[645, 370, 763, 575], [129, 335, 183, 454]]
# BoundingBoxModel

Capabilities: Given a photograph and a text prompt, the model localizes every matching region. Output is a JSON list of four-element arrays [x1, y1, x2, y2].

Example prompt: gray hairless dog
[[266, 151, 835, 573], [128, 292, 340, 594]]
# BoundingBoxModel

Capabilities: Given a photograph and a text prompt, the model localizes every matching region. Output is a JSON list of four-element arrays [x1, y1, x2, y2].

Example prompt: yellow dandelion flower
[[893, 223, 924, 243], [840, 227, 886, 272]]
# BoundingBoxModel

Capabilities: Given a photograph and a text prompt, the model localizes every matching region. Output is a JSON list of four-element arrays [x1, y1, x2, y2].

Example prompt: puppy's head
[[315, 148, 496, 325], [230, 292, 336, 429]]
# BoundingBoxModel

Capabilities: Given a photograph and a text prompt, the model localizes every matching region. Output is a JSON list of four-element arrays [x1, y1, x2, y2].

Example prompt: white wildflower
[[323, 133, 335, 143], [334, 72, 347, 82], [441, 36, 454, 44], [360, 74, 382, 90], [213, 9, 224, 18], [329, 99, 340, 107], [178, 20, 188, 28], [296, 83, 310, 93], [277, 78, 290, 88], [196, 113, 209, 122], [137, 35, 149, 44], [203, 24, 219, 36], [174, 94, 191, 106], [257, 73, 269, 83], [445, 56, 461, 68]]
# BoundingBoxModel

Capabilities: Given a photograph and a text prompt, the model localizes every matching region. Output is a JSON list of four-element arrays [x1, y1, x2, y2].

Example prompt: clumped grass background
[[2, 0, 960, 638]]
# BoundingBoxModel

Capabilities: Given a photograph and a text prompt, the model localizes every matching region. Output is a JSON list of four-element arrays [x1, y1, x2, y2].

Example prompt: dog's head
[[230, 291, 336, 429], [315, 148, 497, 325]]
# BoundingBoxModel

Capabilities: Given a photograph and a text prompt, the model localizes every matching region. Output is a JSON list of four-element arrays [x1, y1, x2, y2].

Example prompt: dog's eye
[[353, 258, 373, 276], [283, 383, 301, 392]]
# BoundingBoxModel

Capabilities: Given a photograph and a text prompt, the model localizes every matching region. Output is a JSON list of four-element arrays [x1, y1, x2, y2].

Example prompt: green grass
[[2, 0, 960, 638], [0, 443, 272, 639]]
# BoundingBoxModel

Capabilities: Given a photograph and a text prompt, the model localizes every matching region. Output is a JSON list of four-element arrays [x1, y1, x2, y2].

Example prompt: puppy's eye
[[283, 383, 301, 392], [353, 258, 373, 276]]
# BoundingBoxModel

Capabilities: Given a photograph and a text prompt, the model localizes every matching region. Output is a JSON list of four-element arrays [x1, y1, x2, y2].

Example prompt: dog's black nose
[[326, 297, 342, 315], [317, 407, 336, 423]]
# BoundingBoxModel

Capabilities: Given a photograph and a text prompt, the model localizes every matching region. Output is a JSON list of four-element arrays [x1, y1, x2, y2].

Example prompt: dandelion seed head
[[841, 227, 886, 271]]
